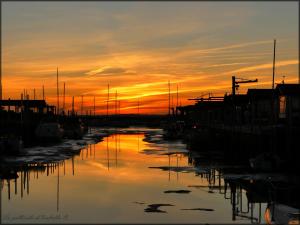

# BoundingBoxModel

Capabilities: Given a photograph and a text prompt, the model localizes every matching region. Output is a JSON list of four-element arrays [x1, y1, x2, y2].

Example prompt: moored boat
[[35, 122, 64, 143]]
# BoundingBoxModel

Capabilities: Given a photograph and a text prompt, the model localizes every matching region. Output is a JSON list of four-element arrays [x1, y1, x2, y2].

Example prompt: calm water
[[1, 128, 267, 224]]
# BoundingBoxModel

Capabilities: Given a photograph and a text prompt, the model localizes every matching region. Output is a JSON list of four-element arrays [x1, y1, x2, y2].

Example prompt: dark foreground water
[[1, 128, 269, 223]]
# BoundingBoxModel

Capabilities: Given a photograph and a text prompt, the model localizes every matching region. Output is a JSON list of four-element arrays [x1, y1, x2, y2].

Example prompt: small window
[[279, 95, 286, 118]]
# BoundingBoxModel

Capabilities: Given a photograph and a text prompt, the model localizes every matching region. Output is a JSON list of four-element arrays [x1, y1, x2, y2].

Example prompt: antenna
[[56, 67, 59, 115], [272, 39, 276, 89]]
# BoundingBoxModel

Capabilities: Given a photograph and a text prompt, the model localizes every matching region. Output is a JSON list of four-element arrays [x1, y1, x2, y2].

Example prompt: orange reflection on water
[[1, 131, 265, 224], [70, 134, 191, 185]]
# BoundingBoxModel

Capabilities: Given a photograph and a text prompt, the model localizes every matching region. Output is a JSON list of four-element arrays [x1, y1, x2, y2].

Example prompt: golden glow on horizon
[[2, 2, 298, 114]]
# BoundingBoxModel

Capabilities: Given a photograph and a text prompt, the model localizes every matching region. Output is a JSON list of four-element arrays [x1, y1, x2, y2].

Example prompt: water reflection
[[0, 128, 299, 224]]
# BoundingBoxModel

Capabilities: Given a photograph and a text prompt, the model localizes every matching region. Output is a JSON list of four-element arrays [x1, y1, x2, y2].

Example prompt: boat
[[163, 120, 185, 140], [35, 122, 64, 143], [61, 117, 85, 139]]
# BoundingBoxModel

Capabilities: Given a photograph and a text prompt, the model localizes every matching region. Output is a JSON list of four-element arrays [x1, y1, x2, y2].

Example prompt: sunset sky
[[2, 1, 299, 114]]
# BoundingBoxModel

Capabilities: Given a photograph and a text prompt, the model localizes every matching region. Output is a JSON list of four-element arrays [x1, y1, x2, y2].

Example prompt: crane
[[232, 76, 258, 96]]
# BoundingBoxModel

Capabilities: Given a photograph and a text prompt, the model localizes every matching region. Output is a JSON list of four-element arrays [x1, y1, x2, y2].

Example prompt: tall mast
[[81, 95, 83, 115], [107, 84, 109, 117], [115, 90, 117, 115], [171, 95, 173, 113], [63, 82, 65, 113], [94, 96, 96, 116], [168, 80, 170, 116], [176, 84, 179, 108], [137, 98, 139, 115], [72, 96, 74, 115], [56, 67, 59, 114], [42, 85, 45, 101], [33, 88, 36, 100], [0, 68, 2, 100], [272, 39, 276, 89]]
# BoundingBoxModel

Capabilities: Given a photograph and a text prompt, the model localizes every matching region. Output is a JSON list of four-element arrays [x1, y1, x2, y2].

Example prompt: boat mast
[[72, 96, 75, 115], [63, 82, 65, 113], [176, 84, 179, 115], [137, 98, 139, 115], [42, 85, 45, 101], [81, 95, 83, 115], [272, 39, 276, 89], [93, 95, 96, 116], [115, 90, 117, 115], [176, 84, 179, 108], [168, 80, 170, 116], [56, 67, 59, 115], [107, 84, 109, 117]]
